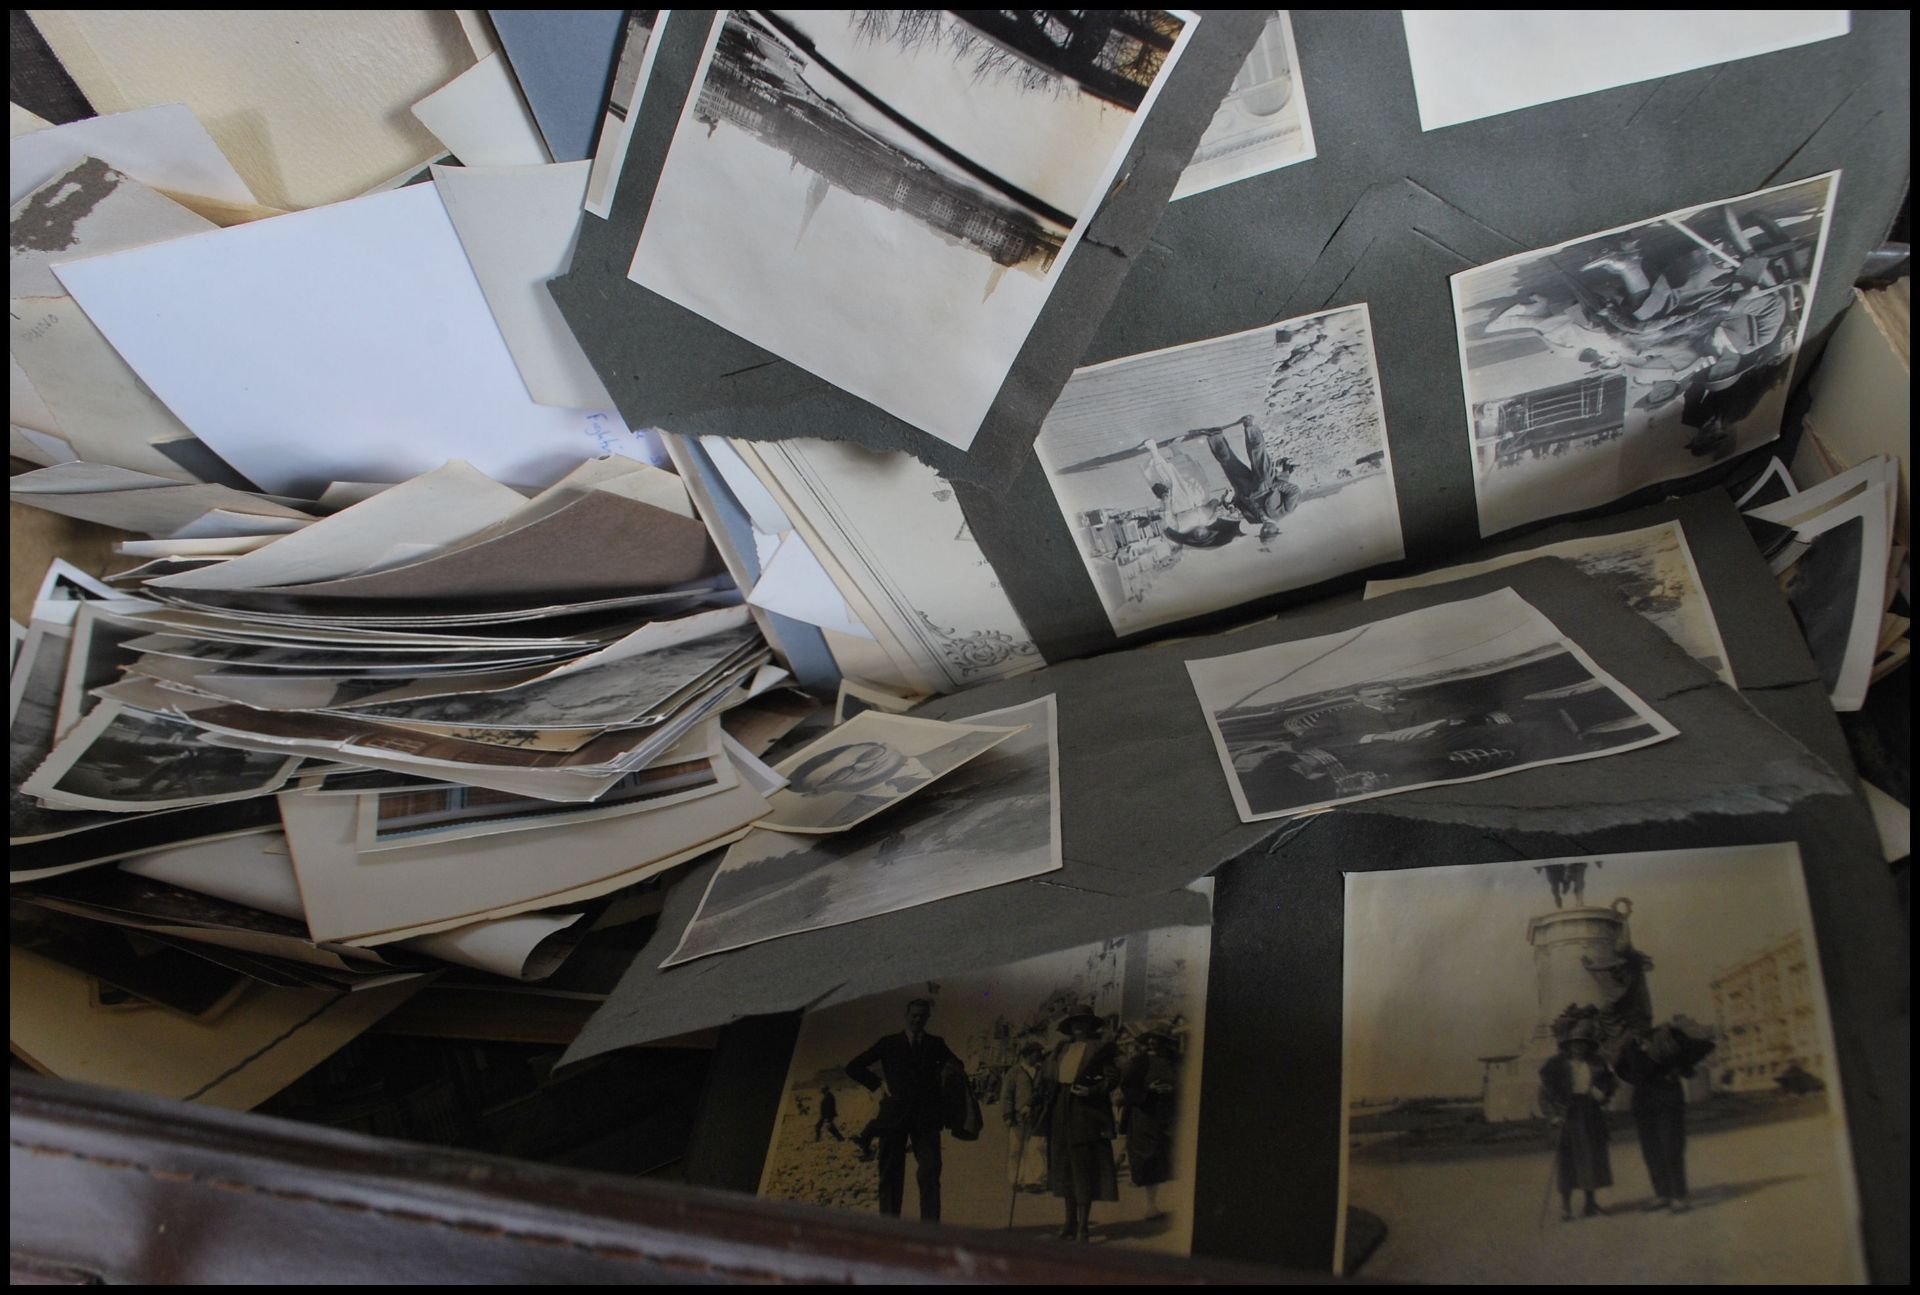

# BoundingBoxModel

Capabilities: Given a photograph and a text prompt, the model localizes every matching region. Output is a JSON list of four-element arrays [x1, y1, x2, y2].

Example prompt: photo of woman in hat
[[1039, 1004, 1122, 1242], [1120, 1029, 1182, 1219], [1537, 1013, 1618, 1221]]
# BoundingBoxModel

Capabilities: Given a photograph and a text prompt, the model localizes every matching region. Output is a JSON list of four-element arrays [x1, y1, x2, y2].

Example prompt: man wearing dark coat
[[845, 997, 962, 1222], [1613, 1023, 1717, 1212], [1120, 1030, 1181, 1218], [812, 1085, 843, 1142], [1538, 1018, 1618, 1221], [1039, 1004, 1122, 1242]]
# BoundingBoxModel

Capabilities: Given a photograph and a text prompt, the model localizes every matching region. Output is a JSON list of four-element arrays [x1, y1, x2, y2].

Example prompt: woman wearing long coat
[[1040, 1005, 1120, 1242], [1538, 1022, 1618, 1221], [1119, 1031, 1180, 1216]]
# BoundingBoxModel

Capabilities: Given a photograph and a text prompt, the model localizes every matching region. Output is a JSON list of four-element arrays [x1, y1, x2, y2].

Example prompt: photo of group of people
[[1339, 845, 1862, 1283], [760, 914, 1211, 1253]]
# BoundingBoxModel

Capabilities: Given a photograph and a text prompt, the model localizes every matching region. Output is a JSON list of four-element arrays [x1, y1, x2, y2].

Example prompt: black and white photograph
[[55, 602, 144, 738], [22, 700, 302, 813], [1187, 587, 1677, 822], [1033, 305, 1401, 635], [759, 910, 1210, 1252], [1365, 521, 1734, 686], [629, 10, 1196, 450], [11, 623, 108, 845], [662, 695, 1060, 965], [1171, 10, 1313, 200], [1454, 173, 1839, 536], [760, 709, 1024, 834], [584, 9, 666, 218], [1338, 844, 1863, 1283], [1778, 489, 1887, 713]]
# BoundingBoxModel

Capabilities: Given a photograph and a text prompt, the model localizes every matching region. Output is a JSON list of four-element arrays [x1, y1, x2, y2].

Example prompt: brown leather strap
[[10, 1073, 1324, 1284]]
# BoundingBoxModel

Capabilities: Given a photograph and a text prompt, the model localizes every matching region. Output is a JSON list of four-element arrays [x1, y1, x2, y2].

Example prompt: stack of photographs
[[9, 457, 815, 954]]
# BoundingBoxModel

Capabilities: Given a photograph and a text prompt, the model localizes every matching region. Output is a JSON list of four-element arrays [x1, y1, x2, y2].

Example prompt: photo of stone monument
[[1338, 844, 1862, 1283]]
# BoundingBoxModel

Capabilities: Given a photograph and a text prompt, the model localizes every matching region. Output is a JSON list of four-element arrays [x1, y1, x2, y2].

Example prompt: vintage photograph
[[742, 438, 1042, 694], [1034, 305, 1402, 636], [1187, 587, 1677, 822], [761, 710, 1024, 834], [1454, 173, 1839, 536], [1171, 10, 1313, 200], [833, 677, 922, 725], [23, 701, 302, 813], [56, 603, 144, 738], [344, 627, 762, 730], [1338, 844, 1862, 1283], [354, 752, 729, 853], [759, 910, 1210, 1252], [663, 695, 1060, 964], [1778, 490, 1887, 712], [630, 10, 1195, 450], [1364, 521, 1734, 686], [584, 9, 666, 218]]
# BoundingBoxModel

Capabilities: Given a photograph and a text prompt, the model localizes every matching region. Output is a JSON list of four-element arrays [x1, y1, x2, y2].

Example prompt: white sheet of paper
[[149, 459, 525, 590], [747, 531, 872, 640], [699, 435, 791, 537], [9, 353, 59, 433], [168, 509, 313, 540], [9, 422, 75, 468], [120, 831, 304, 917], [52, 182, 643, 498], [8, 103, 257, 207], [9, 295, 200, 479], [411, 52, 552, 168], [432, 160, 613, 409], [404, 910, 589, 980], [1400, 11, 1850, 132], [122, 833, 590, 980], [280, 777, 770, 945]]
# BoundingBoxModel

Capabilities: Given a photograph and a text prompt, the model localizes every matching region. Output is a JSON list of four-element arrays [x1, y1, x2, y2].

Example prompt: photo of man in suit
[[845, 997, 963, 1221]]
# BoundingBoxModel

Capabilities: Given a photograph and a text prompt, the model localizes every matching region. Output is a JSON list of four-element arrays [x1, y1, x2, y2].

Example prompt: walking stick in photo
[[1005, 1123, 1032, 1231], [1537, 1127, 1562, 1232]]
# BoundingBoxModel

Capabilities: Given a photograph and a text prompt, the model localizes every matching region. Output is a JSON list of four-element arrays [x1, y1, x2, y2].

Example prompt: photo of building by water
[[630, 10, 1195, 451]]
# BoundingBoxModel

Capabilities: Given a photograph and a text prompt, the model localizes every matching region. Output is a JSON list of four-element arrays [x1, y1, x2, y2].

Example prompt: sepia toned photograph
[[630, 10, 1195, 450], [23, 701, 302, 813], [1034, 305, 1401, 636], [1365, 521, 1734, 686], [663, 695, 1060, 964], [759, 910, 1211, 1252], [760, 709, 1024, 834], [584, 9, 666, 218], [1338, 844, 1863, 1282], [1454, 174, 1838, 536], [1187, 587, 1677, 822], [1171, 10, 1314, 200]]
